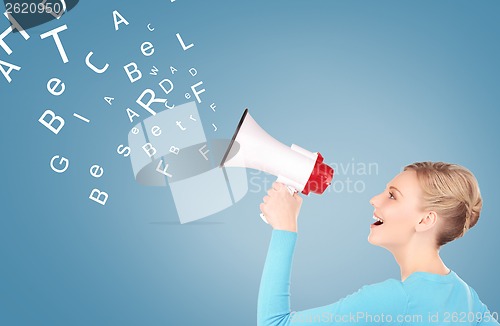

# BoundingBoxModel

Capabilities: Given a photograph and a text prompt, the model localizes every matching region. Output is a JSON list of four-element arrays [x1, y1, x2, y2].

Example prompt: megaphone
[[220, 109, 334, 222]]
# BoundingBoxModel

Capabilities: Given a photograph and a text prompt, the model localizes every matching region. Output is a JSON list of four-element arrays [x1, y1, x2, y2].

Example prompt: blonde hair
[[404, 162, 482, 247]]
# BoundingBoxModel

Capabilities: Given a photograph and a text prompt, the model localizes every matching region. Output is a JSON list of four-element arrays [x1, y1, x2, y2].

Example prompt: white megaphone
[[220, 109, 334, 223]]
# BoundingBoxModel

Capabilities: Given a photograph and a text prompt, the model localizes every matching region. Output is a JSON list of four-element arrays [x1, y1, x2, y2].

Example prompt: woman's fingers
[[293, 192, 303, 203], [272, 182, 283, 191]]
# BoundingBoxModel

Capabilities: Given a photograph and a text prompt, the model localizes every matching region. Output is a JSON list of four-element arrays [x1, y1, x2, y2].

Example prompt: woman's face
[[368, 170, 427, 250]]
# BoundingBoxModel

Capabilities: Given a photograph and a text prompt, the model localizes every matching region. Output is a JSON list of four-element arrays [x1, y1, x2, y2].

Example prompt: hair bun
[[466, 197, 482, 231]]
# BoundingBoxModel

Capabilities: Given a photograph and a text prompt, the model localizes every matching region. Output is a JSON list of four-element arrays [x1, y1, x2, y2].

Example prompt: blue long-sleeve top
[[258, 230, 499, 325]]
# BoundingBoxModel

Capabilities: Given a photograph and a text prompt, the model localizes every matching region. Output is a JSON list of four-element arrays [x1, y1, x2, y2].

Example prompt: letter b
[[38, 109, 64, 134], [124, 62, 142, 83], [89, 188, 108, 205], [142, 143, 157, 157]]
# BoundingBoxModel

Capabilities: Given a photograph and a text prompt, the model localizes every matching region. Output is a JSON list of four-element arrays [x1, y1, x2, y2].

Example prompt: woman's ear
[[415, 211, 438, 232]]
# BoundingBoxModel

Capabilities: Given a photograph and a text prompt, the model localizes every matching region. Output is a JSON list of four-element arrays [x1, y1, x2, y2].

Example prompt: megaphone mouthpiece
[[302, 153, 334, 195]]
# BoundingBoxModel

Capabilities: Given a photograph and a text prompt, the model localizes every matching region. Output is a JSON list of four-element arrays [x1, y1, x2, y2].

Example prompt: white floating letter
[[136, 89, 166, 116], [124, 62, 142, 83], [85, 52, 109, 74], [89, 189, 108, 205], [113, 10, 129, 31], [40, 25, 69, 63], [39, 109, 65, 134], [50, 155, 69, 173]]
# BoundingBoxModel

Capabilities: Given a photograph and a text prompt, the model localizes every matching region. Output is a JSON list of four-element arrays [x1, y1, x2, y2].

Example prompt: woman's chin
[[368, 235, 394, 251], [367, 232, 383, 247]]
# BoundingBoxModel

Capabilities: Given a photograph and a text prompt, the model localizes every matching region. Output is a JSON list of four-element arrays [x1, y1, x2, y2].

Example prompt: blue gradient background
[[1, 1, 499, 325]]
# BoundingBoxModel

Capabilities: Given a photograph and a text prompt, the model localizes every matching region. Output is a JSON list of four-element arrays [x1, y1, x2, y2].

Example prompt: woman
[[258, 162, 499, 325]]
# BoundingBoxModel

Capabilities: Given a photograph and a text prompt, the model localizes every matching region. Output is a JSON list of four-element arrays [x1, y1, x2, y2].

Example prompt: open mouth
[[372, 215, 384, 226]]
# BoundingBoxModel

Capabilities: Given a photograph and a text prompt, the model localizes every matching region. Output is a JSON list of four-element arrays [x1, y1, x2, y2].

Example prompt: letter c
[[85, 51, 109, 74]]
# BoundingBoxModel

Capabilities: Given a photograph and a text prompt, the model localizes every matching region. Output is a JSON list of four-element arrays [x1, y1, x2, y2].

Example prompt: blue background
[[1, 0, 499, 325]]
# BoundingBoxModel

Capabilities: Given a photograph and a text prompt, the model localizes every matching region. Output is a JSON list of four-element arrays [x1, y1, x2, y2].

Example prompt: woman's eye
[[388, 191, 395, 199]]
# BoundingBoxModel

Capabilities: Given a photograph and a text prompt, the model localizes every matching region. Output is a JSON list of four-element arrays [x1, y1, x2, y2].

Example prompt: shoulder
[[357, 279, 408, 302], [468, 284, 491, 311], [340, 279, 408, 311], [467, 285, 500, 325]]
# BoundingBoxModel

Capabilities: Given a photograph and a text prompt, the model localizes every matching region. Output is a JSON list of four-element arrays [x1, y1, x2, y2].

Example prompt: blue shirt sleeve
[[257, 230, 409, 326], [469, 286, 500, 326]]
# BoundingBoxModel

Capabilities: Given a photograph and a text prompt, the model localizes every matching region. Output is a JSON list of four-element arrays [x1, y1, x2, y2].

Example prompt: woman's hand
[[259, 182, 303, 232]]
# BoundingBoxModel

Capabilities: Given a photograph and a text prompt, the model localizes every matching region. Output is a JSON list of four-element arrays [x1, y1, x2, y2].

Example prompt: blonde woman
[[258, 162, 499, 325]]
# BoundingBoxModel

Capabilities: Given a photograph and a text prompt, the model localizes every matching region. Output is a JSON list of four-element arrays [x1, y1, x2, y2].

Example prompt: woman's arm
[[257, 229, 408, 326], [257, 230, 297, 326], [257, 183, 407, 326]]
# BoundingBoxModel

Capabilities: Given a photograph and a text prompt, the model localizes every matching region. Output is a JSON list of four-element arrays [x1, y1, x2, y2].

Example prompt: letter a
[[104, 97, 114, 105], [126, 108, 140, 123], [0, 59, 21, 83], [113, 10, 129, 31]]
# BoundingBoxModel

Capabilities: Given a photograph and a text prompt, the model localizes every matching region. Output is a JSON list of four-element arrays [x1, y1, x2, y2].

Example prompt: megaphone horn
[[220, 109, 334, 196]]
